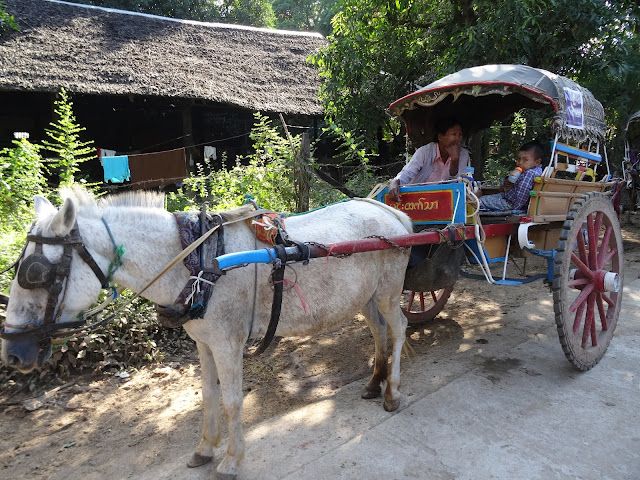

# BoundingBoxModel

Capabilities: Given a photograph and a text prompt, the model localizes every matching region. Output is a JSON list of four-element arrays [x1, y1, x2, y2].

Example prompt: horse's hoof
[[215, 473, 237, 480], [383, 397, 400, 412], [361, 385, 381, 399], [187, 453, 213, 468]]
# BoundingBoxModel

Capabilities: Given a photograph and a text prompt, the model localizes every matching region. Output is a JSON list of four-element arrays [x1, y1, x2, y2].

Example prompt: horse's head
[[1, 195, 107, 373]]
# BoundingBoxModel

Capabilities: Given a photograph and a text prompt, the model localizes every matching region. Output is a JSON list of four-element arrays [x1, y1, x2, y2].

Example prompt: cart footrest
[[460, 271, 548, 285]]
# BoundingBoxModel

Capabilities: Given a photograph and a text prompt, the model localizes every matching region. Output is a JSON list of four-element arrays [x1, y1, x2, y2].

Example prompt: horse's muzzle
[[1, 336, 51, 373]]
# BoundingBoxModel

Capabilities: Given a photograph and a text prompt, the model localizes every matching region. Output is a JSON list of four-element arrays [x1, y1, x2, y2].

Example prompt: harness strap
[[244, 244, 287, 357], [75, 243, 109, 288], [42, 242, 72, 334]]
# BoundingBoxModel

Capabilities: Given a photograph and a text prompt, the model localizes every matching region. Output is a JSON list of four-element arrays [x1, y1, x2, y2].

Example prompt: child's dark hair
[[520, 140, 544, 160]]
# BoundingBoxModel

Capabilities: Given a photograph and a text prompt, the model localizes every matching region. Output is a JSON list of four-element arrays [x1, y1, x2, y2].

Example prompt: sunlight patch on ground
[[247, 398, 335, 440]]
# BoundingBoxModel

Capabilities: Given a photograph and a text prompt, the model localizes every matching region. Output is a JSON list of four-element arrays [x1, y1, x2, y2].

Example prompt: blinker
[[17, 254, 56, 290]]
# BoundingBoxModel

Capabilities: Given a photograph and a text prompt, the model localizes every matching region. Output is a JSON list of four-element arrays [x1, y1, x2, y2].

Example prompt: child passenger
[[479, 141, 544, 212]]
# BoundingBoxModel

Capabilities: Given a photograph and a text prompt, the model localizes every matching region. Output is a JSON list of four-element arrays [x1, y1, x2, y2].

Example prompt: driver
[[388, 118, 470, 202]]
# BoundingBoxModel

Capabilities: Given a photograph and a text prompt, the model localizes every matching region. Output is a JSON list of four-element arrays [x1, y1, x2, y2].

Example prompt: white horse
[[1, 189, 412, 478]]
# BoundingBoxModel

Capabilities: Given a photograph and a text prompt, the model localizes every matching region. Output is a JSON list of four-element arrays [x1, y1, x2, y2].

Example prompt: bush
[[46, 291, 195, 377], [168, 112, 300, 212], [0, 138, 47, 233]]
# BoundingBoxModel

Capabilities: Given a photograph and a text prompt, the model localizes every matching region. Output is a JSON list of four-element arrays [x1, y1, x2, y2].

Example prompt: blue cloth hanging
[[102, 155, 130, 183]]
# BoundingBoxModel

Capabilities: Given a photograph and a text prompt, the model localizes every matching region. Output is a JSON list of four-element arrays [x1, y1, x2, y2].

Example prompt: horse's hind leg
[[188, 342, 221, 468], [376, 291, 408, 412], [360, 298, 388, 400]]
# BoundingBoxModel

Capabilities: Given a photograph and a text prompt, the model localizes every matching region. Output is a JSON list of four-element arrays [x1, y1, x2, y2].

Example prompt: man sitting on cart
[[388, 118, 470, 202], [478, 140, 544, 212]]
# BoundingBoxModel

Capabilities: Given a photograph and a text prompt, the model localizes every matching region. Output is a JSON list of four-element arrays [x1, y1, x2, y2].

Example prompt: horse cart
[[224, 64, 624, 372], [620, 109, 640, 213], [0, 64, 625, 476], [379, 64, 624, 372], [2, 65, 623, 375]]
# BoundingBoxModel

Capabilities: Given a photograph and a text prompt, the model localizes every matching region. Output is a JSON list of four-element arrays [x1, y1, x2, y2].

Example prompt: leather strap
[[244, 244, 287, 357]]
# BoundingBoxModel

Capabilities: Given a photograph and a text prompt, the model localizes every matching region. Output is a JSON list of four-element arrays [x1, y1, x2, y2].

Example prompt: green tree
[[68, 0, 218, 21], [0, 138, 46, 231], [0, 0, 18, 33], [272, 0, 336, 34], [42, 88, 96, 186], [313, 0, 640, 153], [72, 0, 276, 28], [214, 0, 276, 27]]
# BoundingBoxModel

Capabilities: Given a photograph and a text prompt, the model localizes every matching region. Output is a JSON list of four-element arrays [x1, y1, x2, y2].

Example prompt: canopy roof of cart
[[389, 64, 607, 146], [626, 110, 640, 150]]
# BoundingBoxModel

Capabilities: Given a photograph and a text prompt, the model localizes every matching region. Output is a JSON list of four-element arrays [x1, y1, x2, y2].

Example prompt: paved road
[[142, 277, 640, 480]]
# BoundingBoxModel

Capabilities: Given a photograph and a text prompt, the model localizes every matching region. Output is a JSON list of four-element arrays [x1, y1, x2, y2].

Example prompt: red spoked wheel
[[401, 286, 453, 325], [553, 193, 624, 371]]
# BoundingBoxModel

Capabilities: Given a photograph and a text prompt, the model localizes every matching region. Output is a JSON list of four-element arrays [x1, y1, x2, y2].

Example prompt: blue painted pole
[[215, 247, 301, 271]]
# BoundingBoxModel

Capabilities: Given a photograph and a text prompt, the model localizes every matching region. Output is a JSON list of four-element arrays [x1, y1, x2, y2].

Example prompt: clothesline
[[101, 175, 188, 191], [136, 122, 313, 153], [139, 131, 252, 154]]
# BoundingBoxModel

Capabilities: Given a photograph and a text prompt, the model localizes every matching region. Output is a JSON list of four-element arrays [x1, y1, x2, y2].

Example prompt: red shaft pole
[[306, 223, 515, 258]]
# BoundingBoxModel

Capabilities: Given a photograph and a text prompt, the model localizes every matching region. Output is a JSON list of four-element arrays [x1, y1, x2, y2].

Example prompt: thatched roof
[[0, 0, 327, 115]]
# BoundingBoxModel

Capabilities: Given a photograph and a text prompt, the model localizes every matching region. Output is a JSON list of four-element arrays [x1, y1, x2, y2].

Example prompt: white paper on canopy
[[564, 88, 584, 129]]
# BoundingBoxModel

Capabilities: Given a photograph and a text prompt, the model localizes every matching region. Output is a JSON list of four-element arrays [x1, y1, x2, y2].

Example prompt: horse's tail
[[353, 198, 413, 234]]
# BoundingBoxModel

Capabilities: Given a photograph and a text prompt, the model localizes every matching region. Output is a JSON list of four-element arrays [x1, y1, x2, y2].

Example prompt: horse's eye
[[17, 254, 56, 290]]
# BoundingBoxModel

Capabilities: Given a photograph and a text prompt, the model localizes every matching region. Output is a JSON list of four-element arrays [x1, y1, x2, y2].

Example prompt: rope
[[101, 217, 124, 283]]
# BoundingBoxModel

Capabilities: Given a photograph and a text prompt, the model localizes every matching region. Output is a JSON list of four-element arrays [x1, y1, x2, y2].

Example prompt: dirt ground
[[1, 217, 640, 480]]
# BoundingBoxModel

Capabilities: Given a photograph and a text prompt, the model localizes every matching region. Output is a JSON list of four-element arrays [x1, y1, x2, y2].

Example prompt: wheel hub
[[569, 268, 620, 292]]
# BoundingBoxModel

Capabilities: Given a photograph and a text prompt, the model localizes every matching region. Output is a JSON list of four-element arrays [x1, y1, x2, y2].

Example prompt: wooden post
[[295, 132, 311, 213], [182, 103, 194, 171]]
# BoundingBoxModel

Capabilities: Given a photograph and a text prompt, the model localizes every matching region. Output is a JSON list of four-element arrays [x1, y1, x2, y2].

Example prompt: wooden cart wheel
[[401, 286, 453, 325], [553, 192, 624, 371]]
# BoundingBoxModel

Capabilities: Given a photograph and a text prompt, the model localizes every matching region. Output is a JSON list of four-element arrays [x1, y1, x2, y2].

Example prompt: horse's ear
[[33, 195, 55, 217], [50, 198, 77, 236]]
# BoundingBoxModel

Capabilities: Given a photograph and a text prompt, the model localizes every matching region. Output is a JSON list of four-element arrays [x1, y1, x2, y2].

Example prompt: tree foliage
[[42, 88, 96, 186], [0, 139, 46, 232], [313, 0, 640, 153], [0, 0, 18, 32], [73, 0, 276, 28], [272, 0, 335, 34]]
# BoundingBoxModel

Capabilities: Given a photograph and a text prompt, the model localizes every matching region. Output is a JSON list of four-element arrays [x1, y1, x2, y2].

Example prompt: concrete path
[[145, 279, 640, 480]]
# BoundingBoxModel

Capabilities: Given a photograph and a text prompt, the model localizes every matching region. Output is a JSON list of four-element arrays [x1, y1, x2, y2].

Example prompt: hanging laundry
[[204, 146, 217, 161], [97, 148, 116, 162], [128, 147, 188, 189], [102, 155, 130, 183]]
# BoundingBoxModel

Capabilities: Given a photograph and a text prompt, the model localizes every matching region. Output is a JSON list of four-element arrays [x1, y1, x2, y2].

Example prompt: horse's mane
[[61, 186, 165, 217], [98, 190, 166, 210]]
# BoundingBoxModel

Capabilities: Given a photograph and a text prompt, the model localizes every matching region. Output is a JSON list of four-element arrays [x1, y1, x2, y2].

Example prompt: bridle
[[0, 222, 110, 347]]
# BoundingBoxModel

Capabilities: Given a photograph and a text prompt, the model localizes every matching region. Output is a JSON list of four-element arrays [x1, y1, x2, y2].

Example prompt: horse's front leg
[[212, 341, 246, 478], [187, 341, 221, 468]]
